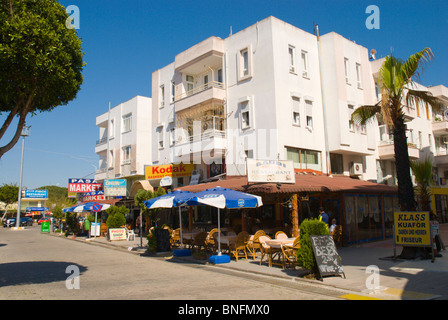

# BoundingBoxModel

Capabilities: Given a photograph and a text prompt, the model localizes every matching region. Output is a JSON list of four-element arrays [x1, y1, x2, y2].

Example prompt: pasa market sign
[[145, 163, 194, 180], [394, 211, 431, 246], [68, 179, 102, 193]]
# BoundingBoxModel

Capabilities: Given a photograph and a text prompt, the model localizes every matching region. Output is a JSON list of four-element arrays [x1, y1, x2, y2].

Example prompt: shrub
[[105, 206, 128, 228], [296, 219, 329, 275]]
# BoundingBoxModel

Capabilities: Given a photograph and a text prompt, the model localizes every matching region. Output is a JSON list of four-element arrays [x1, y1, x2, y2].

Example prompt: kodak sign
[[145, 163, 194, 180]]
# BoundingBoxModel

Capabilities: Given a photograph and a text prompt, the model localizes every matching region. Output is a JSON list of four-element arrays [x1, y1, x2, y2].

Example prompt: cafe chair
[[127, 229, 135, 241], [275, 231, 288, 240], [332, 225, 343, 247], [281, 236, 301, 269], [258, 235, 272, 266], [229, 232, 250, 261], [247, 230, 266, 259], [192, 232, 208, 252], [206, 228, 219, 252]]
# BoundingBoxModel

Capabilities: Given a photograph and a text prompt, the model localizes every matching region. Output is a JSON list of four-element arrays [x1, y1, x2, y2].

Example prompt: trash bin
[[41, 221, 50, 233]]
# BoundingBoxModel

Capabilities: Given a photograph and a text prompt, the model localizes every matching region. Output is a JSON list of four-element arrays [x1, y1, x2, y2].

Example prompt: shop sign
[[24, 189, 48, 199], [68, 179, 102, 193], [109, 228, 127, 241], [247, 159, 295, 184], [145, 163, 194, 180], [394, 211, 431, 246], [104, 179, 127, 197], [82, 190, 105, 202]]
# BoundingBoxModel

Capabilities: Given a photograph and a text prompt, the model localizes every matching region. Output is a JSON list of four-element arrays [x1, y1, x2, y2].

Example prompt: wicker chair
[[332, 225, 343, 247], [229, 231, 250, 261], [246, 230, 266, 259], [281, 236, 301, 269], [191, 231, 208, 252], [275, 231, 288, 240], [171, 228, 181, 247], [258, 235, 272, 266], [206, 228, 219, 252]]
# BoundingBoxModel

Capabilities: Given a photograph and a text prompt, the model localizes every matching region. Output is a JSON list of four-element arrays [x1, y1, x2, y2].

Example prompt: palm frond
[[401, 47, 433, 84], [351, 103, 381, 126], [406, 88, 442, 112]]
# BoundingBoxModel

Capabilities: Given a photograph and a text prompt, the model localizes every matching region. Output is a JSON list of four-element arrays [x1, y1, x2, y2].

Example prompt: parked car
[[3, 218, 16, 227], [22, 217, 33, 226], [38, 217, 51, 225]]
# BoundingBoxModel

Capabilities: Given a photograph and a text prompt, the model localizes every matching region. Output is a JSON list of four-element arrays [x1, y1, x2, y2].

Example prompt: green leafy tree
[[134, 188, 167, 231], [0, 183, 19, 220], [351, 48, 440, 211], [105, 205, 128, 229], [0, 0, 84, 158]]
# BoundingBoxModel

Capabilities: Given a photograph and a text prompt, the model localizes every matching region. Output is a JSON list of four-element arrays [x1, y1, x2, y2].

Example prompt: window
[[158, 128, 164, 148], [344, 58, 350, 83], [245, 149, 253, 159], [108, 150, 114, 168], [122, 146, 131, 164], [288, 45, 296, 73], [122, 113, 132, 133], [241, 111, 250, 129], [204, 75, 209, 89], [301, 50, 309, 78], [160, 85, 165, 108], [330, 153, 344, 174], [292, 96, 300, 126], [348, 104, 354, 131], [170, 127, 175, 146], [356, 63, 362, 88], [305, 100, 313, 129], [186, 75, 194, 94], [241, 49, 249, 76], [217, 69, 223, 84], [286, 147, 322, 172], [171, 81, 175, 103]]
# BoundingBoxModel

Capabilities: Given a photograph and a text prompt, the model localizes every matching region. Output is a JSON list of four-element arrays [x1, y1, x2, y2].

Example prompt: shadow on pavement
[[0, 261, 87, 288]]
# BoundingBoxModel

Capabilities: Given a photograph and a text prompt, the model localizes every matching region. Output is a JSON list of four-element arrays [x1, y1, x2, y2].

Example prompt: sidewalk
[[52, 224, 448, 300]]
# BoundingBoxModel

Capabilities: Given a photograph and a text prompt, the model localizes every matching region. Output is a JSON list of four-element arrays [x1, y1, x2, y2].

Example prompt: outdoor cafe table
[[215, 235, 237, 247], [264, 238, 295, 268]]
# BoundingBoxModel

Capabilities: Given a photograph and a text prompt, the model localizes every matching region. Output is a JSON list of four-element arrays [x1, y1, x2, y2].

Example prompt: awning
[[176, 174, 398, 195]]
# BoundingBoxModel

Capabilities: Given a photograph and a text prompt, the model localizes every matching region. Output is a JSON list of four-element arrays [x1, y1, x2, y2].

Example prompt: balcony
[[173, 116, 226, 158], [377, 140, 420, 160], [175, 36, 224, 74], [432, 120, 448, 136], [175, 81, 225, 113]]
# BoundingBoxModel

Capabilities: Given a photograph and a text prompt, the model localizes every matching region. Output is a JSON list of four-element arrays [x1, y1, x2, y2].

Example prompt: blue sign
[[24, 190, 48, 199], [26, 207, 49, 212]]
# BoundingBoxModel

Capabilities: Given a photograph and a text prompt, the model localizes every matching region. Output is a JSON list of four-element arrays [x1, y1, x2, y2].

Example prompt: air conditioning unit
[[350, 162, 363, 176]]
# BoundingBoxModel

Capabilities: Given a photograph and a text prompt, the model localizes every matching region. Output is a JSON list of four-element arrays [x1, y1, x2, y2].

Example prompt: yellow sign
[[394, 212, 431, 246], [145, 163, 195, 180]]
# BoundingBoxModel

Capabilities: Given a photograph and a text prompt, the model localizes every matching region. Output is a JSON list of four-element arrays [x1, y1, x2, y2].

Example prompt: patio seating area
[[170, 228, 301, 269]]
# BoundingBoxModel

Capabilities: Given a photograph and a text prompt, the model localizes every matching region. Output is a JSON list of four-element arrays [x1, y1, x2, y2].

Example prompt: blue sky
[[1, 0, 447, 189]]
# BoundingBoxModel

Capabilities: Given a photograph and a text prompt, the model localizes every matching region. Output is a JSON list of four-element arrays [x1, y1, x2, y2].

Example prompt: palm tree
[[410, 156, 433, 212], [352, 48, 440, 211]]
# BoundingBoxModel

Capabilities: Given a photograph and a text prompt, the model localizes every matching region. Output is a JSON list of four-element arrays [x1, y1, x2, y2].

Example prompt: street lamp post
[[15, 126, 30, 229]]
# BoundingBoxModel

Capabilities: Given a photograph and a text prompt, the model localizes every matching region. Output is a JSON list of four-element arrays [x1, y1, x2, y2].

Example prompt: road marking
[[340, 294, 382, 300], [382, 288, 440, 300]]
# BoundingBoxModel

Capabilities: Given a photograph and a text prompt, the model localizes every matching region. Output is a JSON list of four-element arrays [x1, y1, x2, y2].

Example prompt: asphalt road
[[0, 225, 350, 305]]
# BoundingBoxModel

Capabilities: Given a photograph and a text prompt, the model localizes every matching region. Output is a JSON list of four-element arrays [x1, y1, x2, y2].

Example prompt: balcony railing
[[175, 116, 226, 145], [96, 137, 107, 146], [175, 81, 224, 102]]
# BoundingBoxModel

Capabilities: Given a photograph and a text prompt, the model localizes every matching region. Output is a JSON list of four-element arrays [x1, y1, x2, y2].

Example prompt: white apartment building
[[95, 16, 447, 198], [94, 95, 152, 193]]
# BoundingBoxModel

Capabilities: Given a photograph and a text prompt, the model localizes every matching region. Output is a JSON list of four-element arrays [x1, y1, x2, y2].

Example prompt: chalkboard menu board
[[155, 229, 171, 252], [310, 235, 345, 279]]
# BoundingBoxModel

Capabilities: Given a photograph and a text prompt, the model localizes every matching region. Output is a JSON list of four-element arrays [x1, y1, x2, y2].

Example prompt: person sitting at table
[[329, 218, 337, 234]]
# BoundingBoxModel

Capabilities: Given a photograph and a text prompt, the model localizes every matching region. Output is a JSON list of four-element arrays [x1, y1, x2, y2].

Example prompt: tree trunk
[[393, 120, 416, 211]]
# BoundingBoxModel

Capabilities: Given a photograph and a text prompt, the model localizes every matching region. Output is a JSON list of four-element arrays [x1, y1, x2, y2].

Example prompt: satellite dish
[[443, 109, 448, 120]]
